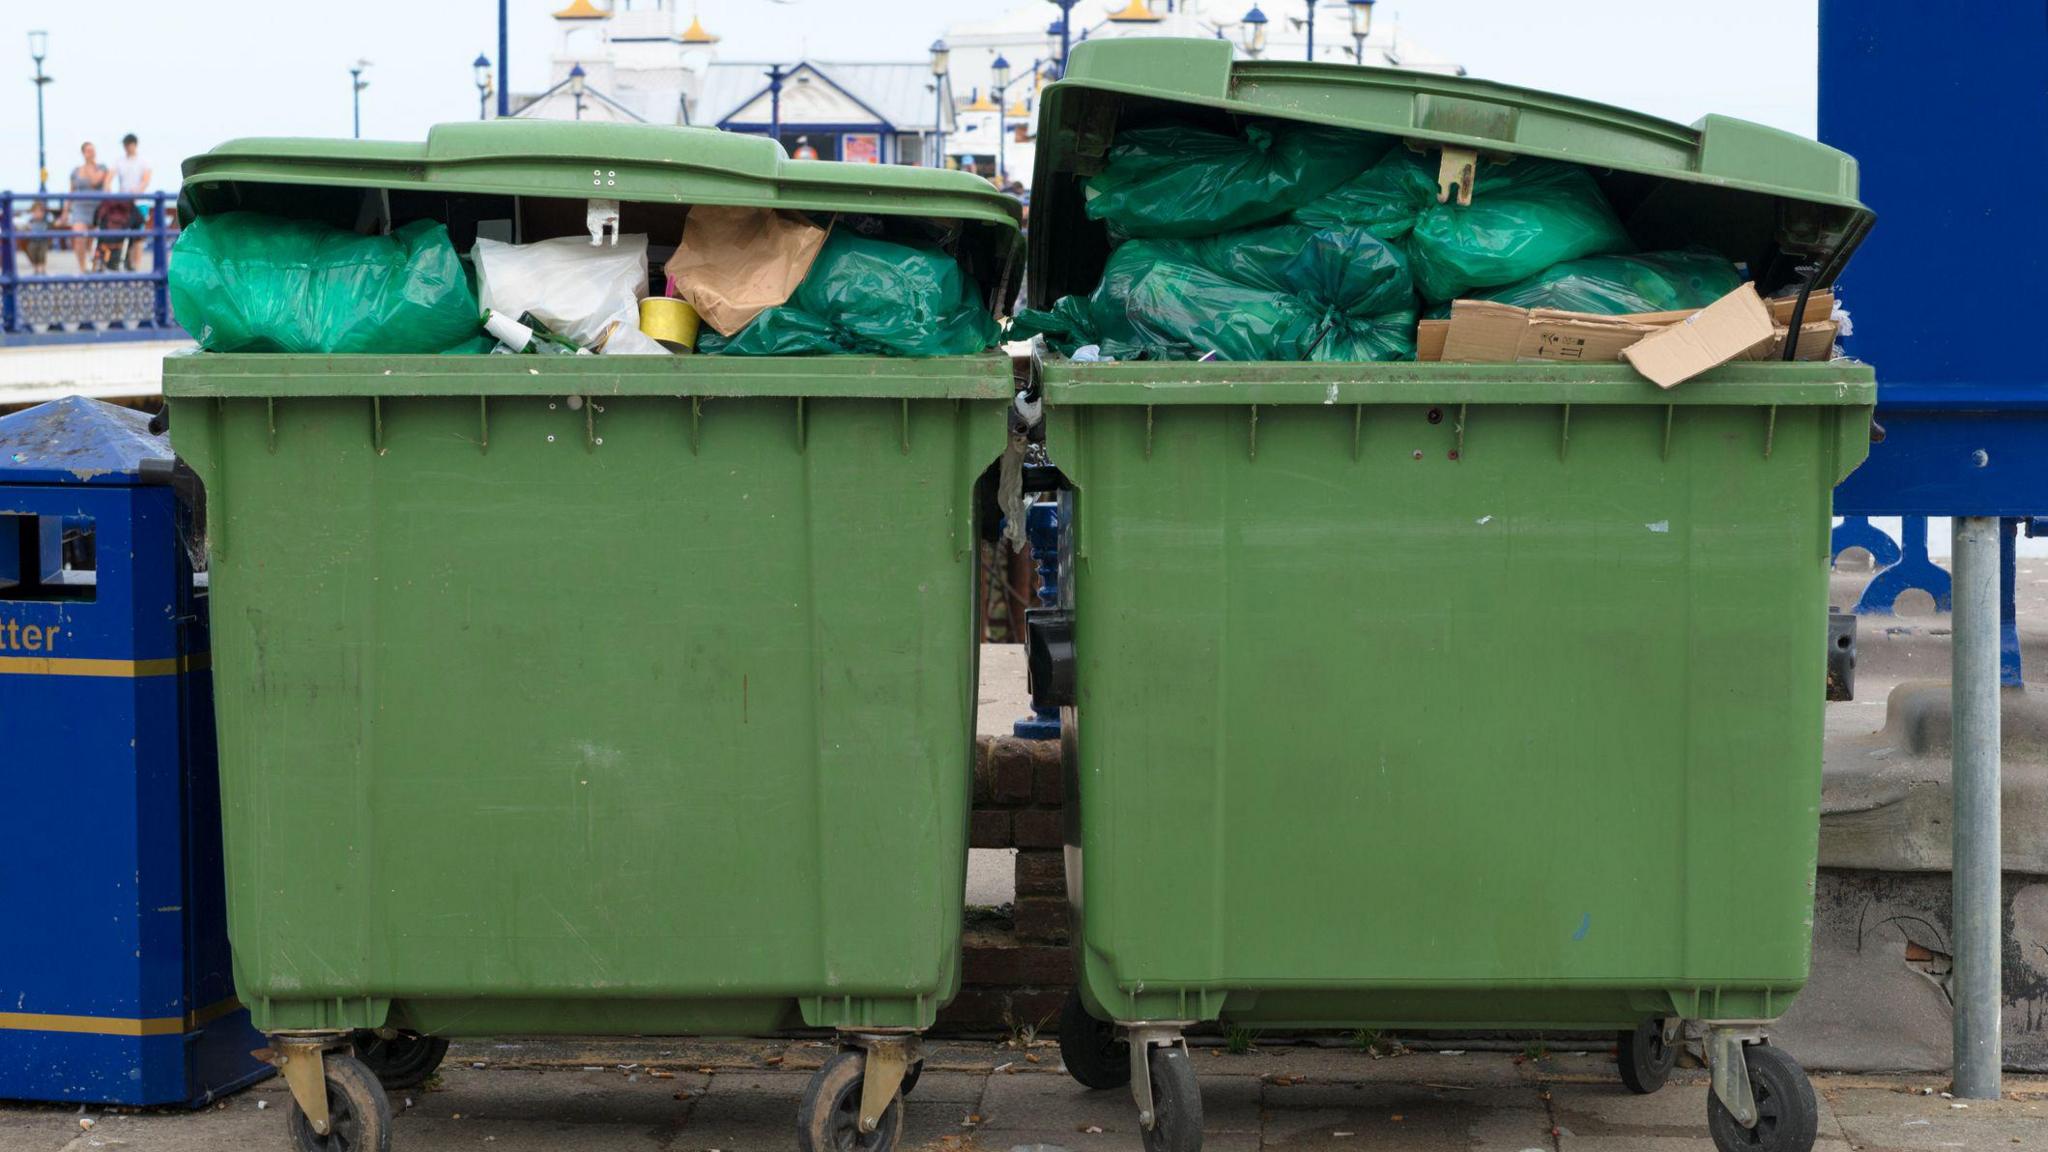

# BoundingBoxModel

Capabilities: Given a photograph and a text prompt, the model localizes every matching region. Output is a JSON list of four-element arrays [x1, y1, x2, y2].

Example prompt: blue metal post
[[1014, 500, 1062, 739], [1304, 0, 1316, 60], [497, 0, 510, 118], [149, 191, 168, 328], [1854, 514, 1953, 615], [767, 64, 785, 143], [2000, 517, 2022, 688], [1, 192, 16, 335]]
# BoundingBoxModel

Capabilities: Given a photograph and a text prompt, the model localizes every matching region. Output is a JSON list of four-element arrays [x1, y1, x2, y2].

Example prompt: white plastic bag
[[472, 234, 665, 355]]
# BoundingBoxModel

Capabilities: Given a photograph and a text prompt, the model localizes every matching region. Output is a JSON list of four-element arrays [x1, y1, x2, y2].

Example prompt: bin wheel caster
[[796, 1049, 903, 1152], [352, 1030, 450, 1090], [1617, 1018, 1677, 1095], [1058, 990, 1130, 1090], [898, 1058, 923, 1097], [1140, 1045, 1202, 1152], [285, 1052, 391, 1152], [1707, 1044, 1817, 1152]]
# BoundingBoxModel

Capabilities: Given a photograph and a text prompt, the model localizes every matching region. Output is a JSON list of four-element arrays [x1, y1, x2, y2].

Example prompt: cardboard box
[[1620, 285, 1776, 389], [1426, 284, 1839, 384]]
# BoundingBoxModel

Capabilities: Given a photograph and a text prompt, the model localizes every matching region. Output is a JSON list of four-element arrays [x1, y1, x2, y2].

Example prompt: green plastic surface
[[167, 349, 1007, 1036], [1044, 361, 1874, 1030], [1030, 37, 1871, 306]]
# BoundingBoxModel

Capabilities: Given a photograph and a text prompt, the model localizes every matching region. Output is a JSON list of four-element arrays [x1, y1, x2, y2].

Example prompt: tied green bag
[[1459, 249, 1743, 315], [1011, 222, 1417, 362], [1083, 121, 1389, 239], [1296, 150, 1632, 304], [700, 231, 999, 357], [168, 212, 481, 354]]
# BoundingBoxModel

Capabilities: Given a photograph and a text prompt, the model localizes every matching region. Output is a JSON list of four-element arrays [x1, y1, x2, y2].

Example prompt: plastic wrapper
[[1460, 249, 1744, 315], [1083, 121, 1389, 240], [168, 213, 481, 354], [1011, 223, 1417, 362], [1296, 149, 1632, 304], [699, 231, 999, 357], [473, 234, 665, 355]]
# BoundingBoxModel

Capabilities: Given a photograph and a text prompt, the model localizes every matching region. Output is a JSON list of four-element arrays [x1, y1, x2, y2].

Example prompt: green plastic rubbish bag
[[700, 231, 998, 356], [168, 212, 482, 353], [1010, 223, 1417, 362], [1459, 249, 1743, 315], [1083, 121, 1389, 240], [1296, 149, 1632, 304]]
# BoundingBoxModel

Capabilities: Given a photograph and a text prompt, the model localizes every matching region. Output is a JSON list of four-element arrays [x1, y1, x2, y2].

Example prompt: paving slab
[[1819, 1083, 2048, 1151], [1258, 1082, 1550, 1150]]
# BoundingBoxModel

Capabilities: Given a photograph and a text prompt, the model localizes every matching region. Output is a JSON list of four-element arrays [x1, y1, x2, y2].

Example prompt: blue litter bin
[[0, 397, 269, 1106]]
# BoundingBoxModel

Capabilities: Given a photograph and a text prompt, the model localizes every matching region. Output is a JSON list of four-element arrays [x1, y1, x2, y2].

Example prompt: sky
[[0, 0, 1818, 194]]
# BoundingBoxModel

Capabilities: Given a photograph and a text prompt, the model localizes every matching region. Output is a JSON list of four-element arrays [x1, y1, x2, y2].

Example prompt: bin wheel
[[796, 1049, 902, 1152], [1617, 1018, 1677, 1095], [1140, 1045, 1203, 1152], [1057, 989, 1129, 1090], [285, 1051, 391, 1152], [898, 1058, 923, 1097], [1707, 1044, 1817, 1152], [351, 1030, 450, 1090]]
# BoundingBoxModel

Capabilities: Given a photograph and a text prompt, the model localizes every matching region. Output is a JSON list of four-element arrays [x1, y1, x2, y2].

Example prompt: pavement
[[4, 1038, 2045, 1152]]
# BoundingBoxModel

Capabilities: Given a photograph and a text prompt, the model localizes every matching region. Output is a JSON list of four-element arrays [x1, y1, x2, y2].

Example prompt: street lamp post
[[929, 40, 950, 169], [990, 54, 1011, 184], [1239, 5, 1269, 58], [1046, 0, 1077, 77], [1347, 0, 1375, 64], [350, 60, 371, 138], [1303, 0, 1317, 61], [765, 63, 786, 144], [569, 63, 587, 121], [27, 31, 50, 193], [474, 54, 493, 120], [497, 0, 510, 117]]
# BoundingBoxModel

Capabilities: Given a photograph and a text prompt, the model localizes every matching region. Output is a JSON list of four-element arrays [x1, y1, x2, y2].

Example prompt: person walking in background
[[67, 141, 111, 272], [14, 199, 55, 276], [114, 134, 152, 271]]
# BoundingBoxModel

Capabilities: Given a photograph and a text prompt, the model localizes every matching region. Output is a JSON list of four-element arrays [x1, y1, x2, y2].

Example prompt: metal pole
[[933, 82, 944, 168], [497, 0, 510, 118], [1305, 0, 1316, 60], [997, 97, 1006, 184], [33, 61, 49, 194], [149, 191, 169, 327], [768, 65, 784, 144], [1951, 514, 2003, 1098], [351, 68, 363, 138], [1, 192, 17, 335], [1058, 0, 1073, 75]]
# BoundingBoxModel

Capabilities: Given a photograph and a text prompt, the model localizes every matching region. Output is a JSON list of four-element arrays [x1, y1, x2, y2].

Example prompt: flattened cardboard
[[1439, 300, 1658, 364], [1619, 284, 1776, 389], [1417, 319, 1449, 362]]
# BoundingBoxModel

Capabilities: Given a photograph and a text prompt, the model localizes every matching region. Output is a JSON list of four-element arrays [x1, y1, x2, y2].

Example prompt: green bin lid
[[1029, 37, 1871, 307], [180, 120, 1022, 295]]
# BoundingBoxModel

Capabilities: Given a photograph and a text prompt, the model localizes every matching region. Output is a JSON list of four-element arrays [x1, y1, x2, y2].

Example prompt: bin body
[[168, 359, 1008, 1035], [162, 122, 1022, 1038], [0, 398, 270, 1105], [1048, 364, 1873, 1029], [1026, 39, 1878, 1032]]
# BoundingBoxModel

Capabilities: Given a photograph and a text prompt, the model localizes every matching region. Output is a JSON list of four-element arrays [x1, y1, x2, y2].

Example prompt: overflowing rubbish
[[1012, 221, 1416, 362], [168, 212, 482, 354], [663, 205, 829, 336], [1295, 148, 1633, 304], [1083, 120, 1388, 239], [1455, 250, 1745, 316], [473, 234, 665, 355], [699, 230, 1000, 357], [482, 309, 592, 356]]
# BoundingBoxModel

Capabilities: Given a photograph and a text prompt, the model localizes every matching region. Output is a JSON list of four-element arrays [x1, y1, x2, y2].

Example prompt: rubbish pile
[[1016, 117, 1841, 385], [168, 204, 1000, 359]]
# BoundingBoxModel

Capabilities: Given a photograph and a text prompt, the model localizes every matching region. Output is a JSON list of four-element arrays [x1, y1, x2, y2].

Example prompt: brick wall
[[937, 734, 1073, 1034]]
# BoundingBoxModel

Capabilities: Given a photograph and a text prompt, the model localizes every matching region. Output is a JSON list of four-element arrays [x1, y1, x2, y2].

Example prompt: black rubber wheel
[[898, 1059, 923, 1097], [1140, 1045, 1203, 1152], [1057, 989, 1129, 1090], [285, 1051, 391, 1152], [351, 1031, 450, 1090], [1707, 1043, 1818, 1152], [1617, 1018, 1678, 1095], [796, 1049, 903, 1152]]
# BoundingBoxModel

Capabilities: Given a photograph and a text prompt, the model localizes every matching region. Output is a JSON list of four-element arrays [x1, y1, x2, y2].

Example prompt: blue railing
[[1, 190, 183, 344]]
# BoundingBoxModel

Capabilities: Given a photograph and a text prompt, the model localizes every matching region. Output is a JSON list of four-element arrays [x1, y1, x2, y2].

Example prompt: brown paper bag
[[663, 206, 829, 336]]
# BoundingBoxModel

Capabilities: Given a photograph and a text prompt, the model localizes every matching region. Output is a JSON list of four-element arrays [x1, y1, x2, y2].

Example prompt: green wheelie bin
[[1022, 38, 1875, 1152], [162, 121, 1021, 1152]]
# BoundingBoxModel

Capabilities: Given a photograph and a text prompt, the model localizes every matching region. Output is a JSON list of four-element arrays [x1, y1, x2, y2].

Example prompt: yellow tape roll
[[639, 297, 700, 353]]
